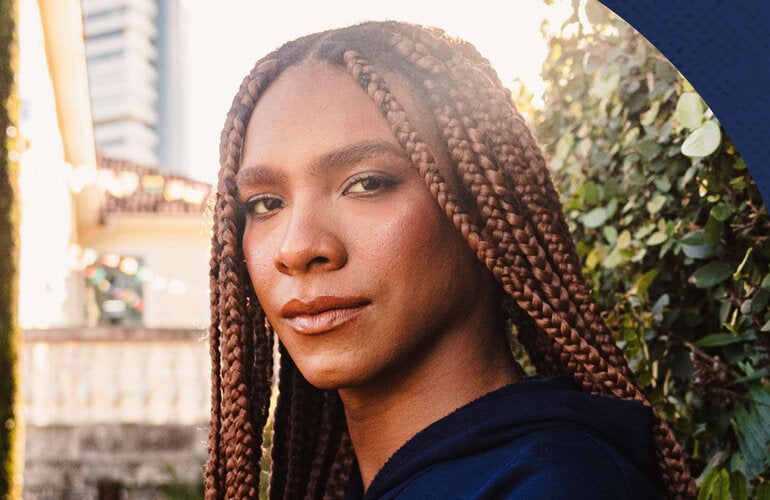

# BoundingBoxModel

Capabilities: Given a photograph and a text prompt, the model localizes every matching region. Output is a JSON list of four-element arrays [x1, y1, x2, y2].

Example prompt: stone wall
[[23, 423, 207, 499]]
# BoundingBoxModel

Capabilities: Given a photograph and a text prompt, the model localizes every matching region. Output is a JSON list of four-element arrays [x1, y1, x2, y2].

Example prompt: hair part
[[207, 21, 695, 499]]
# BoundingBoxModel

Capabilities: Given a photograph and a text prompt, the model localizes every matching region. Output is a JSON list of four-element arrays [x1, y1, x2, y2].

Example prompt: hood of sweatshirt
[[350, 376, 661, 499]]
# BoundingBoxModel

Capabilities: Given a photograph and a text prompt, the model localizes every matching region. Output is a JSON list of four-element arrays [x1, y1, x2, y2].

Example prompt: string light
[[118, 256, 139, 276], [64, 159, 210, 207]]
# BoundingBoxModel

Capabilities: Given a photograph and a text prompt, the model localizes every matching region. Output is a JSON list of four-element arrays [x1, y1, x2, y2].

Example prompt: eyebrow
[[235, 140, 411, 192]]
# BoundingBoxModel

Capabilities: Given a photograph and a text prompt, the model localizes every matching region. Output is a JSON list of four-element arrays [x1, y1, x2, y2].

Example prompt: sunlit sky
[[186, 0, 571, 183]]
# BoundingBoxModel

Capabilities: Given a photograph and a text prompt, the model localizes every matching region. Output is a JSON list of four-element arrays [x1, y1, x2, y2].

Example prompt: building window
[[85, 254, 145, 326]]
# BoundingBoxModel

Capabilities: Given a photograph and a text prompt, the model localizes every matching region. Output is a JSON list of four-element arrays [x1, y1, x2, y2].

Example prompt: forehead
[[241, 63, 399, 169]]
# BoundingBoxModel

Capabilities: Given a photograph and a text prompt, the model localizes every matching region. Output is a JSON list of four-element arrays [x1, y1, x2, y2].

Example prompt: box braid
[[207, 21, 695, 499]]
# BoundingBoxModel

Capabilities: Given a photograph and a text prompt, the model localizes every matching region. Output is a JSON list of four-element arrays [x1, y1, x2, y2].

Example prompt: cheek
[[368, 196, 463, 281], [242, 229, 278, 307]]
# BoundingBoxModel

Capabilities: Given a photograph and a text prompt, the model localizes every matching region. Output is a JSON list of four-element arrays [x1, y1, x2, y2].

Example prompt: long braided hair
[[207, 21, 696, 499]]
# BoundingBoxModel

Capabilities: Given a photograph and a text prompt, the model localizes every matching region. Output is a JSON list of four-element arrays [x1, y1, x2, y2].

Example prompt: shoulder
[[482, 425, 662, 499], [364, 379, 663, 499], [382, 424, 661, 500]]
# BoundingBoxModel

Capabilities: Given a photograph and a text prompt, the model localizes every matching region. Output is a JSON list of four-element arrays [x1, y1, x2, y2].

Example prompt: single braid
[[205, 214, 225, 496], [304, 391, 345, 500], [284, 369, 325, 499], [324, 432, 356, 500], [268, 346, 295, 499]]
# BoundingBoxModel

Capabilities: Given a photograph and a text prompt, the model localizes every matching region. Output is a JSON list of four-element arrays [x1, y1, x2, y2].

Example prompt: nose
[[274, 202, 347, 275]]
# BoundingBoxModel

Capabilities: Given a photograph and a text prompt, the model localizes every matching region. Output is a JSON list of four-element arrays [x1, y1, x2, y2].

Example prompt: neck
[[338, 326, 520, 491]]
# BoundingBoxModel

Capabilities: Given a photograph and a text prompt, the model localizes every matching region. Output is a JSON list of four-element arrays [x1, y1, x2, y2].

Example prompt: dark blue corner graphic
[[598, 0, 770, 205]]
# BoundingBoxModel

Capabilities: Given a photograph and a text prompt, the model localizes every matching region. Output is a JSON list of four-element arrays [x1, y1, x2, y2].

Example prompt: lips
[[281, 296, 370, 334]]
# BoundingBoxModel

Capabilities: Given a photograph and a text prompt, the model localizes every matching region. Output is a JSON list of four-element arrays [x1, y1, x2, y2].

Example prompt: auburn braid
[[205, 208, 224, 493], [304, 391, 346, 500], [208, 21, 695, 499], [323, 432, 355, 499], [267, 346, 294, 499]]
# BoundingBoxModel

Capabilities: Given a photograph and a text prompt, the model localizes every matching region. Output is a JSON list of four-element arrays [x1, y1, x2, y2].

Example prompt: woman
[[207, 21, 695, 499]]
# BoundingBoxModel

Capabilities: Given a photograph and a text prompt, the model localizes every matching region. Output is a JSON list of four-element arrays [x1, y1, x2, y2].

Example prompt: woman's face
[[238, 62, 496, 390]]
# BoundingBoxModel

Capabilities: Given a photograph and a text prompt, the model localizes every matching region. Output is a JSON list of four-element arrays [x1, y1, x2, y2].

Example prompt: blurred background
[[3, 0, 768, 498]]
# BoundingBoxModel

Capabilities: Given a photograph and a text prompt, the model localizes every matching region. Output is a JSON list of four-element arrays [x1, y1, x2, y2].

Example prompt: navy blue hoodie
[[345, 377, 662, 499]]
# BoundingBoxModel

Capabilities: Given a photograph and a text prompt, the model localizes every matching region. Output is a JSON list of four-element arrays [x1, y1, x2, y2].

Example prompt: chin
[[294, 360, 371, 391], [295, 363, 353, 390]]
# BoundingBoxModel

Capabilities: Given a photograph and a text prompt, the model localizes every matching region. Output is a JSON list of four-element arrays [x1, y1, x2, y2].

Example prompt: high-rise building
[[81, 0, 189, 175]]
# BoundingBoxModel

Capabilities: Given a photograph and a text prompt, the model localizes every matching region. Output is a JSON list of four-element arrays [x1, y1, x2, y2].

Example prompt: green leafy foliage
[[533, 1, 770, 495]]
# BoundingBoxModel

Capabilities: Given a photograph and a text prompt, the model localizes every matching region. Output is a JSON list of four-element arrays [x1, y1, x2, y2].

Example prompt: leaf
[[730, 368, 769, 385], [733, 247, 753, 280], [581, 180, 600, 205], [554, 134, 574, 162], [682, 120, 721, 158], [585, 248, 601, 270], [652, 293, 669, 317], [589, 72, 620, 99], [602, 225, 618, 244], [682, 243, 715, 259], [756, 481, 770, 500], [698, 468, 719, 500], [703, 216, 724, 246], [646, 193, 667, 214], [714, 469, 730, 500], [731, 383, 770, 478], [641, 100, 660, 126], [616, 229, 632, 249], [581, 207, 608, 229], [679, 230, 707, 246], [639, 140, 663, 159], [682, 76, 695, 93], [691, 262, 733, 288], [747, 289, 769, 315], [710, 203, 732, 222], [675, 92, 704, 130], [680, 230, 716, 259], [604, 247, 626, 268], [634, 268, 659, 296], [646, 231, 668, 246], [653, 175, 671, 193], [729, 471, 748, 500], [695, 333, 744, 348], [760, 272, 770, 290]]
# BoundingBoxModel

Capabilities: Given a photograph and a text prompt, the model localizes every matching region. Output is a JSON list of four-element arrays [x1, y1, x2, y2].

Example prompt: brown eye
[[344, 174, 397, 194], [250, 195, 284, 214]]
